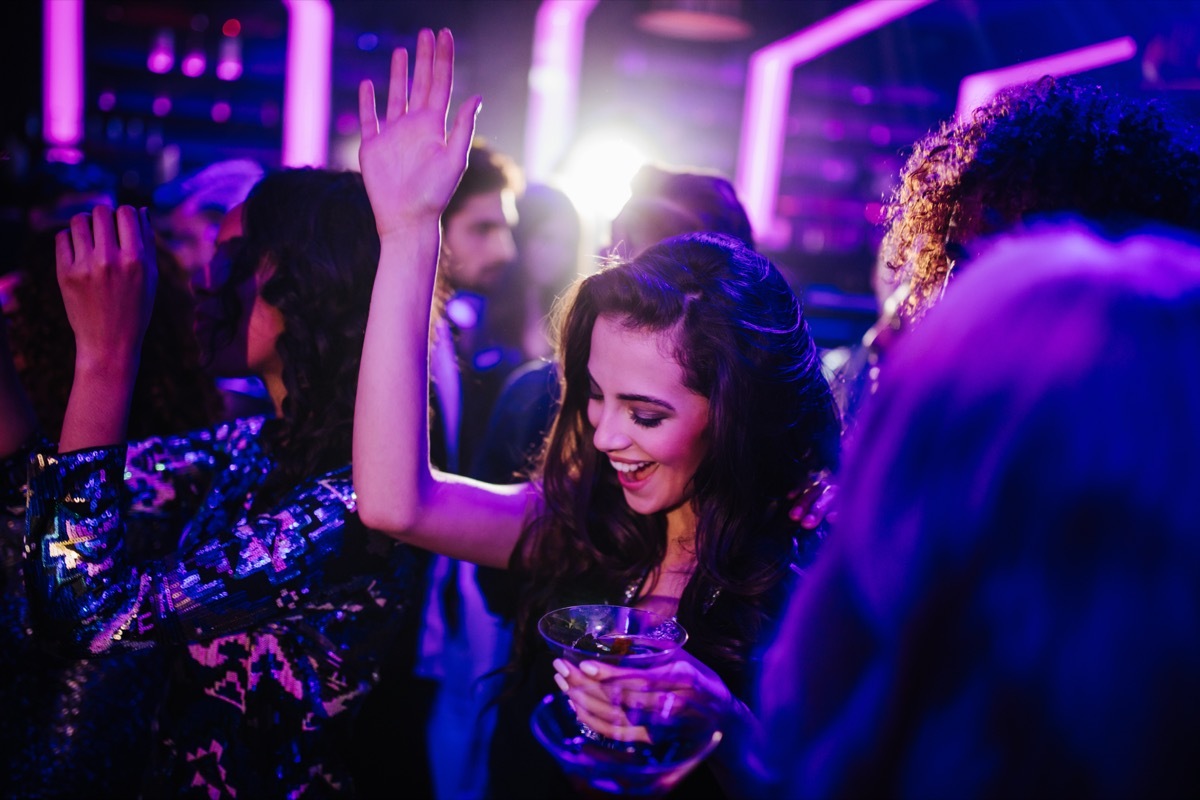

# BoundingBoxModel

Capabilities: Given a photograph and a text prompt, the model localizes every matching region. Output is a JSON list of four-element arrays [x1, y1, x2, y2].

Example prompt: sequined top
[[13, 417, 421, 798]]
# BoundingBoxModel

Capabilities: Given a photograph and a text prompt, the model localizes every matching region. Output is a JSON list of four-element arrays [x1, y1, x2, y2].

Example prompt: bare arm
[[354, 28, 532, 569]]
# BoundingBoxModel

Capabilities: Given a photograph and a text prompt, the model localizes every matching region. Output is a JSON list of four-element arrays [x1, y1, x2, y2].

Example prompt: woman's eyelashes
[[588, 386, 667, 429], [631, 411, 665, 429]]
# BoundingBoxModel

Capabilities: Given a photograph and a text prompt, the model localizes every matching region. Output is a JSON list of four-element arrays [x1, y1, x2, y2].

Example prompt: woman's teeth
[[610, 460, 651, 474]]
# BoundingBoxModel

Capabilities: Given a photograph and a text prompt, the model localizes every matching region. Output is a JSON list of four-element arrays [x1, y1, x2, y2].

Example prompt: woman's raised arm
[[354, 28, 533, 568]]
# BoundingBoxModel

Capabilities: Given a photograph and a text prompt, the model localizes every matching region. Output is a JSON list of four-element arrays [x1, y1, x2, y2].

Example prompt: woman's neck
[[635, 503, 699, 610]]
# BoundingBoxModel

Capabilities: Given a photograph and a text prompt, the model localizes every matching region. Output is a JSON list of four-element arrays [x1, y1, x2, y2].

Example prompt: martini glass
[[538, 604, 687, 668], [531, 691, 723, 797]]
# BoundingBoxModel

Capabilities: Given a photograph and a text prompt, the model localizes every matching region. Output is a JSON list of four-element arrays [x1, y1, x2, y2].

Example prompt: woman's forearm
[[353, 222, 442, 534], [58, 353, 139, 453]]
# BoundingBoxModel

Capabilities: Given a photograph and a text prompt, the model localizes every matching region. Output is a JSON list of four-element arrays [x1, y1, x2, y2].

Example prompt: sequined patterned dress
[[8, 417, 421, 799]]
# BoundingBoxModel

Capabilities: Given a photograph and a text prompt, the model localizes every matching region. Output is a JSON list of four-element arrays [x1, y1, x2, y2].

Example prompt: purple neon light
[[182, 50, 207, 78], [523, 0, 600, 182], [217, 37, 243, 81], [956, 37, 1138, 121], [736, 0, 936, 249], [43, 0, 84, 160], [148, 30, 175, 74], [282, 0, 333, 167]]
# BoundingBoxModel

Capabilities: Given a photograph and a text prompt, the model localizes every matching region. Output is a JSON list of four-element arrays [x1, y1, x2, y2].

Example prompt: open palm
[[358, 28, 479, 238]]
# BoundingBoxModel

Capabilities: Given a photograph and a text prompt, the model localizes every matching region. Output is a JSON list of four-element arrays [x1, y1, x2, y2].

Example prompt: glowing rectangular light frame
[[282, 0, 333, 167], [736, 0, 936, 249], [43, 0, 85, 163], [956, 36, 1138, 121], [524, 0, 600, 182]]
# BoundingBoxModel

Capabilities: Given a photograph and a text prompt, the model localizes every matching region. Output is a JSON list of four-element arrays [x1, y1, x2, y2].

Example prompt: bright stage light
[[557, 134, 649, 223]]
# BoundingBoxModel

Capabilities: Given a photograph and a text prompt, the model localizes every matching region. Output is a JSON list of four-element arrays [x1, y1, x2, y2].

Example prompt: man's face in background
[[441, 189, 518, 294]]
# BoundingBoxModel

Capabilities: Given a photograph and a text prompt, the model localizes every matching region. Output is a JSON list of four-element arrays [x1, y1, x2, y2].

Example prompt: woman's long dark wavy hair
[[209, 169, 380, 511], [509, 232, 840, 689]]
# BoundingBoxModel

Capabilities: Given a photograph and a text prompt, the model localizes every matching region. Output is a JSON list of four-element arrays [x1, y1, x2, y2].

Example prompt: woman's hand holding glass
[[553, 650, 732, 745]]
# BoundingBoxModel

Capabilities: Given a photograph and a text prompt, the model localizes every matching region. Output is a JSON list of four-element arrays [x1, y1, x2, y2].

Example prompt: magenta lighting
[[43, 0, 84, 163], [523, 0, 600, 182], [735, 0, 937, 250], [217, 36, 243, 81], [281, 0, 332, 167], [956, 36, 1138, 121], [148, 28, 176, 74], [182, 47, 207, 78]]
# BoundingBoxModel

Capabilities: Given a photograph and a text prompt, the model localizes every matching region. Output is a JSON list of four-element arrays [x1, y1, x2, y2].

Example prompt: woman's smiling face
[[587, 314, 710, 521]]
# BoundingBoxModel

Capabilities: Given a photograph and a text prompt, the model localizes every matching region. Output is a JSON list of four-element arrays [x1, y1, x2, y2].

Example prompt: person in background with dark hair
[[482, 183, 584, 366], [152, 159, 263, 278], [3, 169, 422, 798], [154, 158, 273, 421], [608, 163, 755, 259], [353, 30, 840, 797], [760, 222, 1200, 799]]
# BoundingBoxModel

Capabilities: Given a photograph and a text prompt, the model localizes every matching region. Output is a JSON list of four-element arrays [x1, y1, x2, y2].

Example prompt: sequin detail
[[17, 417, 421, 797]]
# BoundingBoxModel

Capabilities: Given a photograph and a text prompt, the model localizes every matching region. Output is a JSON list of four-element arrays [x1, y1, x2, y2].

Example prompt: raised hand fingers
[[429, 29, 454, 116], [409, 28, 436, 110], [385, 47, 409, 122], [358, 79, 379, 140], [448, 96, 481, 166], [114, 205, 142, 256], [69, 212, 94, 263], [92, 205, 117, 262]]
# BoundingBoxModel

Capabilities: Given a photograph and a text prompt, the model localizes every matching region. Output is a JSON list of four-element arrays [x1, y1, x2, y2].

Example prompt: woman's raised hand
[[358, 28, 480, 240], [55, 205, 157, 367]]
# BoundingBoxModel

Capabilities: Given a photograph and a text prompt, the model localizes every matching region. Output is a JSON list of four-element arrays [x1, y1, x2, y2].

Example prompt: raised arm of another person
[[56, 205, 156, 453], [354, 28, 532, 568]]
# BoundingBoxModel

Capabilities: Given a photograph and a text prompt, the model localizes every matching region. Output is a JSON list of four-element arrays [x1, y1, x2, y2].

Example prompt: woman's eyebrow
[[588, 372, 676, 411], [616, 393, 675, 411]]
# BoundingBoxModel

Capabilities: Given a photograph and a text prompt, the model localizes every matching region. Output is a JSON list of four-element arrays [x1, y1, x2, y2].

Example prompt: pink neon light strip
[[955, 36, 1138, 121], [282, 0, 333, 167], [43, 0, 85, 160], [523, 0, 600, 182], [736, 0, 936, 249]]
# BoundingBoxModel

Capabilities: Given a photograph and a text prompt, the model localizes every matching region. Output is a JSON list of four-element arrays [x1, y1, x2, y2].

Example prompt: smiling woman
[[352, 28, 841, 798]]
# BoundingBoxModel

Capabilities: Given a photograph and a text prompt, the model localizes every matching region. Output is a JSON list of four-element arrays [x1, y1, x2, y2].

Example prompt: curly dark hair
[[221, 169, 380, 512], [880, 77, 1200, 322], [509, 233, 840, 689], [6, 229, 222, 441]]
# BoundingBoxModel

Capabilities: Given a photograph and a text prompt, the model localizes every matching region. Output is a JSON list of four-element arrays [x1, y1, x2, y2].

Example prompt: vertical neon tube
[[44, 0, 85, 163], [281, 0, 333, 167], [736, 0, 937, 249], [956, 37, 1138, 121], [524, 0, 600, 183]]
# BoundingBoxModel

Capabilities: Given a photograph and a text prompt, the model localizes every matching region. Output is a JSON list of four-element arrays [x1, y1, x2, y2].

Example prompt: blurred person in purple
[[760, 222, 1200, 799]]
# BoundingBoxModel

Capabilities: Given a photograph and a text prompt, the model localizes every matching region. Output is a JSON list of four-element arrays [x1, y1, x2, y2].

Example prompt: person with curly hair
[[831, 77, 1200, 428], [353, 30, 840, 797], [2, 169, 423, 798], [879, 76, 1200, 325]]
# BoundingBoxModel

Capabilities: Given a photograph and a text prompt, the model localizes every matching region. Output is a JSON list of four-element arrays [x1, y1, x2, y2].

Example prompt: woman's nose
[[591, 405, 632, 453]]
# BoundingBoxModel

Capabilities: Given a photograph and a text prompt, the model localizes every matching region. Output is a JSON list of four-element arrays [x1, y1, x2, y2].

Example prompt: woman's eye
[[631, 413, 664, 429]]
